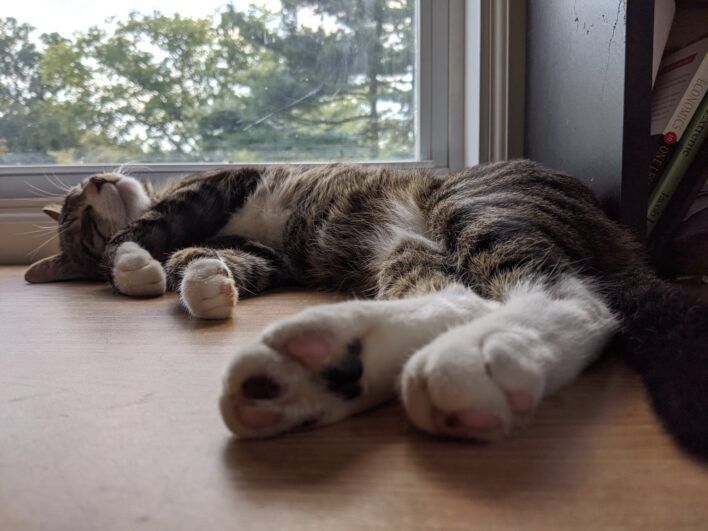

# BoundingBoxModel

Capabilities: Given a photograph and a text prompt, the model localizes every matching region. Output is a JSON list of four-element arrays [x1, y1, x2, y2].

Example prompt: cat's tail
[[608, 274, 708, 457]]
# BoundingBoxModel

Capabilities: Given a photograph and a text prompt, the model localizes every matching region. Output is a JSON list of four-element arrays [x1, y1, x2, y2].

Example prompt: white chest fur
[[216, 186, 290, 249]]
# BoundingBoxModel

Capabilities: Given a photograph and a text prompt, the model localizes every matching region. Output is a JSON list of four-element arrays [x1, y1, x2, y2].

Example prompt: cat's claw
[[400, 325, 546, 440], [180, 257, 238, 320], [112, 242, 166, 297]]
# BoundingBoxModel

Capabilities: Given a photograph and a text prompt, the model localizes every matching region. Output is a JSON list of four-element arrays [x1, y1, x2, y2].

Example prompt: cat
[[25, 161, 708, 455]]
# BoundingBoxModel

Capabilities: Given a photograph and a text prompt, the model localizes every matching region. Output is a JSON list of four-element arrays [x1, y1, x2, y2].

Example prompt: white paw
[[112, 242, 166, 297], [180, 258, 238, 320], [401, 323, 547, 441], [220, 301, 410, 438]]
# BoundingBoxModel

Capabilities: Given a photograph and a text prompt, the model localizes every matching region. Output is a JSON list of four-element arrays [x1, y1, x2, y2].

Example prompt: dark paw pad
[[241, 374, 282, 400], [322, 340, 363, 400]]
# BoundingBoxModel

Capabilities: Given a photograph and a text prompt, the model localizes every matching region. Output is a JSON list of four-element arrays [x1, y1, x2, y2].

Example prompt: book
[[654, 159, 708, 274], [648, 36, 708, 191], [647, 93, 708, 234], [661, 175, 708, 276], [670, 203, 708, 276], [683, 178, 708, 220], [649, 136, 708, 267]]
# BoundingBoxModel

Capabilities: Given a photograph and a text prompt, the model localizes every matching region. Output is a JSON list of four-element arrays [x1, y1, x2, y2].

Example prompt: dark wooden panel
[[651, 149, 708, 270], [525, 0, 653, 235]]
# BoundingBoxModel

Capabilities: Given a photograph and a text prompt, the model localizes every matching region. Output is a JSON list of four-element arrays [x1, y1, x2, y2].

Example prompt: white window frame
[[0, 0, 525, 264]]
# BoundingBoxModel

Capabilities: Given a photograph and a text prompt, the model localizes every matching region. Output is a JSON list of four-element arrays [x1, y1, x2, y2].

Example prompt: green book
[[648, 94, 708, 234]]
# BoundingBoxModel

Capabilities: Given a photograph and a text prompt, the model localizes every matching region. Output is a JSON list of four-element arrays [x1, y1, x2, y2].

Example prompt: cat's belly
[[217, 202, 290, 250]]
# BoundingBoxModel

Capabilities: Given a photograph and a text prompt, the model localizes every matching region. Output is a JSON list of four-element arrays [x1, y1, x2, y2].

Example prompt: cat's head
[[25, 173, 152, 283]]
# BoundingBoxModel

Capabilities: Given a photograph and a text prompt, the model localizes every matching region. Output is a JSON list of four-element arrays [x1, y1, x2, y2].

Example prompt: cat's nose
[[89, 176, 106, 191]]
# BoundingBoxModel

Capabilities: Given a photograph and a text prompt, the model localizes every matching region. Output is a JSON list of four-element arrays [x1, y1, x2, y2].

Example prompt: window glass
[[0, 0, 416, 165]]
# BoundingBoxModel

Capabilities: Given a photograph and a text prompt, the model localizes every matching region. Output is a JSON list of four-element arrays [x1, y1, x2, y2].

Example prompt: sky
[[4, 0, 284, 37]]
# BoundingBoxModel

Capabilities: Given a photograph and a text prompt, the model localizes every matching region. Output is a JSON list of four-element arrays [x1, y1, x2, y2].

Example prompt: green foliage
[[0, 0, 415, 164]]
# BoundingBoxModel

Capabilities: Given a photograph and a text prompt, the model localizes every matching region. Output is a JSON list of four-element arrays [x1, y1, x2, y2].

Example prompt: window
[[1, 0, 528, 264], [0, 1, 469, 191], [1, 1, 418, 166]]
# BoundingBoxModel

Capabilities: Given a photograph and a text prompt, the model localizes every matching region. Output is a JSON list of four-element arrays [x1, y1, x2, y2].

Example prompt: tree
[[210, 0, 415, 160], [0, 18, 73, 162], [0, 1, 415, 165]]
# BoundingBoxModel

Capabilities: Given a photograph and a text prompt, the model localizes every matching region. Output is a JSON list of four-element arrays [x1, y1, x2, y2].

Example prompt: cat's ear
[[42, 204, 62, 222], [25, 253, 83, 283]]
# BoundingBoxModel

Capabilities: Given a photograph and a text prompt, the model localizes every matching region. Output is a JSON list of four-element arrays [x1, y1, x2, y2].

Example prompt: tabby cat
[[25, 161, 708, 455]]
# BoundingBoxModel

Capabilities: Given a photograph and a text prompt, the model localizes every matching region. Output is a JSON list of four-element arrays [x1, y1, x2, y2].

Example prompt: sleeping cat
[[25, 161, 708, 455]]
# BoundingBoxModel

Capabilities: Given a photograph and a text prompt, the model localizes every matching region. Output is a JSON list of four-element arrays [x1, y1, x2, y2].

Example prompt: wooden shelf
[[3, 267, 708, 530]]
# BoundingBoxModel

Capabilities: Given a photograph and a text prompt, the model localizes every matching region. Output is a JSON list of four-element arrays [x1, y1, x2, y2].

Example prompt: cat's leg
[[110, 241, 167, 297], [220, 240, 497, 438], [103, 168, 262, 297], [220, 288, 496, 438], [164, 237, 289, 320], [400, 275, 618, 439]]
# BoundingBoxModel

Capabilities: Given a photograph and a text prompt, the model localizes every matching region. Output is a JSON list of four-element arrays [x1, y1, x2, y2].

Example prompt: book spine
[[662, 54, 708, 141], [648, 94, 708, 234], [649, 54, 708, 192], [648, 135, 679, 191]]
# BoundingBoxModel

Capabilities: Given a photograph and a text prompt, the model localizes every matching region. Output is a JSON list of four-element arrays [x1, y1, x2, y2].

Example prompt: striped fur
[[26, 160, 708, 456], [34, 161, 646, 302]]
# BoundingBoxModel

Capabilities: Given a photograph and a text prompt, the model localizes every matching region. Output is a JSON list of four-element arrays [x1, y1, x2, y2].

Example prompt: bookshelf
[[524, 0, 708, 253]]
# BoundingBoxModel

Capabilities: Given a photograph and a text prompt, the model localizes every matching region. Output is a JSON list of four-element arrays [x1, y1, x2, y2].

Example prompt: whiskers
[[112, 163, 150, 177], [19, 221, 69, 258], [18, 224, 59, 237], [27, 232, 60, 259], [24, 172, 74, 199], [21, 174, 75, 260], [45, 173, 72, 193], [25, 182, 65, 199]]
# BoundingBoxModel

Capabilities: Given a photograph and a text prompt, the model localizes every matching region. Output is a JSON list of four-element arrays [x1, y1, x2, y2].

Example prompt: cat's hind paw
[[219, 301, 396, 438], [401, 325, 546, 441], [180, 258, 238, 320], [112, 242, 166, 297]]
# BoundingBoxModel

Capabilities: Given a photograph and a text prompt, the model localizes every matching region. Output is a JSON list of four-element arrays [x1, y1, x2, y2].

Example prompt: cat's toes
[[112, 242, 166, 297], [180, 258, 238, 320], [401, 327, 545, 441], [261, 306, 367, 368], [220, 342, 307, 438]]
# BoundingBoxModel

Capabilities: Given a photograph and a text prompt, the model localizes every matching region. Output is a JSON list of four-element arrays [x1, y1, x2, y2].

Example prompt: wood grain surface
[[1, 266, 707, 530]]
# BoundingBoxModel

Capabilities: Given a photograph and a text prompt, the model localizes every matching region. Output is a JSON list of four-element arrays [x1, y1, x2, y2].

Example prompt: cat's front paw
[[112, 242, 166, 297], [180, 258, 237, 320], [401, 324, 546, 441]]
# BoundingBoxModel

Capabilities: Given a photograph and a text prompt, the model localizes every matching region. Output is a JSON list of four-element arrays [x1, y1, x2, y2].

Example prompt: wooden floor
[[1, 266, 707, 531]]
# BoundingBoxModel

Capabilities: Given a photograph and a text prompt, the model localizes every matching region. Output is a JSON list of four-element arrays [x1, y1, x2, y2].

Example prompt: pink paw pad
[[219, 282, 235, 296], [235, 405, 281, 429], [283, 333, 332, 366], [505, 391, 535, 413], [455, 410, 502, 431]]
